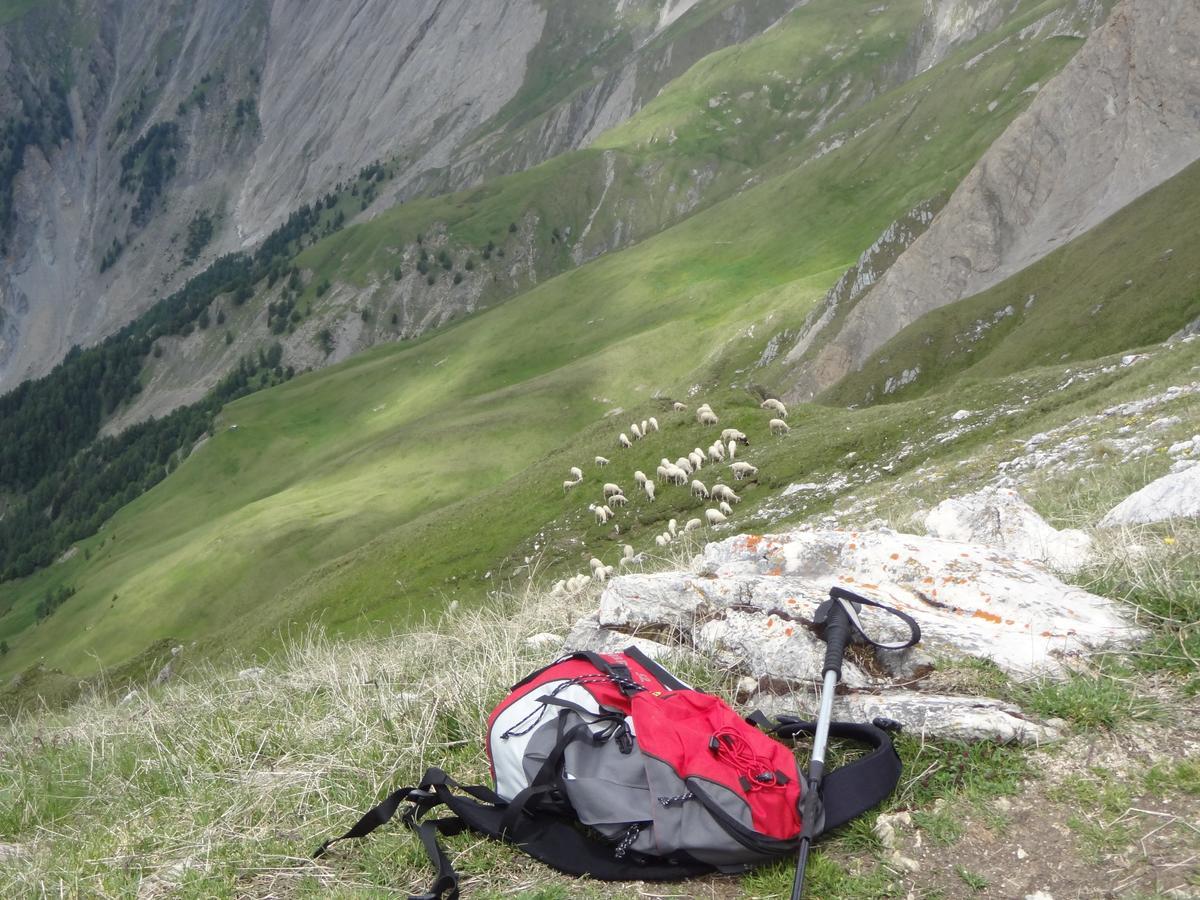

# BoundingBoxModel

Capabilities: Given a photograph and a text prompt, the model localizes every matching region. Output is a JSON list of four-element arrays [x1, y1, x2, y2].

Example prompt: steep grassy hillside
[[0, 0, 1093, 683], [825, 157, 1200, 406]]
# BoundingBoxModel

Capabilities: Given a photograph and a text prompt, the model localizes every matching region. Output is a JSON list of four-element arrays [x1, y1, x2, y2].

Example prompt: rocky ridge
[[782, 0, 1200, 400]]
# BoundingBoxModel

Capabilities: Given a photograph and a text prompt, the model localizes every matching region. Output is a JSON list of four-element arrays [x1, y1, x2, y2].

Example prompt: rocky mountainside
[[0, 0, 799, 390], [780, 0, 1200, 400]]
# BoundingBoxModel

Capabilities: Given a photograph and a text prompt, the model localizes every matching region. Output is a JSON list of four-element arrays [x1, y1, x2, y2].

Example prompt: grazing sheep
[[634, 470, 648, 486], [684, 518, 702, 532], [769, 418, 790, 435], [730, 462, 758, 481], [644, 480, 656, 501], [705, 508, 728, 526], [719, 501, 733, 516], [623, 544, 635, 560], [589, 557, 605, 573], [655, 534, 669, 547], [608, 493, 628, 507], [721, 428, 749, 445], [618, 433, 632, 449], [698, 410, 719, 426], [592, 567, 607, 583], [674, 457, 694, 475], [712, 484, 740, 504], [728, 440, 737, 460], [671, 466, 689, 486], [688, 450, 704, 471], [603, 482, 623, 498], [630, 423, 642, 440], [563, 479, 581, 493], [708, 442, 726, 462], [569, 466, 583, 480], [588, 504, 611, 524], [648, 417, 659, 432], [672, 402, 686, 412], [641, 420, 649, 437], [691, 479, 710, 499], [595, 456, 609, 467], [655, 464, 670, 483], [668, 518, 678, 536], [697, 403, 713, 414], [761, 398, 787, 418], [602, 504, 614, 518]]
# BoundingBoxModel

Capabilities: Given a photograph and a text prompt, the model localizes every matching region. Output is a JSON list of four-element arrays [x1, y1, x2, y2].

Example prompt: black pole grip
[[820, 597, 852, 679]]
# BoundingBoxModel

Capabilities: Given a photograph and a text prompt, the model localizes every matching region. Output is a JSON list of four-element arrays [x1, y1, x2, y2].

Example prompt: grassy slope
[[825, 157, 1200, 406], [0, 0, 1088, 680], [2, 339, 1197, 896]]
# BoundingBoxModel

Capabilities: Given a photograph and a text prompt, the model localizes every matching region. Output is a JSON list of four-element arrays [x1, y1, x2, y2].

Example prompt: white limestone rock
[[752, 689, 1062, 745], [1100, 465, 1200, 526], [699, 529, 1142, 678], [924, 485, 1093, 574]]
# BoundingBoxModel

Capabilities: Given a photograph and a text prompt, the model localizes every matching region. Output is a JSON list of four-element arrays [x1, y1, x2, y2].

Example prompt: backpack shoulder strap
[[314, 766, 712, 898], [750, 713, 902, 834]]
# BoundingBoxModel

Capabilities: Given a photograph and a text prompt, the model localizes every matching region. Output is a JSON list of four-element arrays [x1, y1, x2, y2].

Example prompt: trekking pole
[[791, 589, 857, 900]]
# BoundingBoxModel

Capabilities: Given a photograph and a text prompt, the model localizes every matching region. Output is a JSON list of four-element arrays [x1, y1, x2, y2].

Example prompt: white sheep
[[684, 518, 702, 532], [634, 470, 648, 486], [630, 423, 642, 440], [589, 557, 605, 573], [668, 518, 678, 536], [592, 567, 607, 583], [672, 402, 686, 412], [727, 440, 737, 460], [691, 479, 710, 499], [712, 484, 740, 504], [761, 398, 787, 418], [588, 504, 611, 524], [595, 456, 609, 467], [670, 466, 689, 486], [697, 403, 713, 414], [655, 534, 669, 547], [688, 450, 704, 471], [698, 410, 719, 426], [648, 417, 659, 432], [641, 420, 649, 437], [623, 544, 635, 560], [769, 418, 790, 435], [569, 466, 583, 480], [603, 482, 623, 498], [708, 442, 726, 462], [644, 480, 656, 501], [705, 508, 728, 526], [618, 433, 632, 449], [730, 462, 758, 481], [655, 464, 669, 483], [608, 493, 628, 507], [563, 479, 581, 493], [719, 500, 733, 515], [721, 428, 749, 445], [602, 504, 614, 518], [674, 457, 694, 475]]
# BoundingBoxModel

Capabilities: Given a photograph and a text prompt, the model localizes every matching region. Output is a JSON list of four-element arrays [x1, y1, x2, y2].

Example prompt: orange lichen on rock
[[972, 609, 1003, 624]]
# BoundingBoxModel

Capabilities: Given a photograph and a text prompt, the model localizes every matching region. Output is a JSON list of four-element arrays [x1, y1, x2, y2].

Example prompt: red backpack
[[316, 644, 904, 899]]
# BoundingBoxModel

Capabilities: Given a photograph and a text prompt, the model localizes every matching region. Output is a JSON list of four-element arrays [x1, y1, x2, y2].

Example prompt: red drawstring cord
[[710, 728, 784, 791]]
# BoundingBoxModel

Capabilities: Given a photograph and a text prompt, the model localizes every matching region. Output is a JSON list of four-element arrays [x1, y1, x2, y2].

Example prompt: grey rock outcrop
[[1099, 464, 1200, 526], [924, 485, 1093, 574], [752, 690, 1062, 745], [784, 0, 1200, 400], [566, 527, 1145, 742]]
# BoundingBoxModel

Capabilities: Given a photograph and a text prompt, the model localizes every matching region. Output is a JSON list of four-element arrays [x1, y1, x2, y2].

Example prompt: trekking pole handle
[[820, 595, 853, 679]]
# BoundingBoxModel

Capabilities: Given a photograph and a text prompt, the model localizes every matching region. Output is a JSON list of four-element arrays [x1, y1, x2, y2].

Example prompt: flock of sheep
[[551, 396, 788, 595]]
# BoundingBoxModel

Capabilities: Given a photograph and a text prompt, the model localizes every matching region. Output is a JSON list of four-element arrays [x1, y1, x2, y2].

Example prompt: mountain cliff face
[[780, 0, 1200, 401], [0, 0, 800, 391]]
